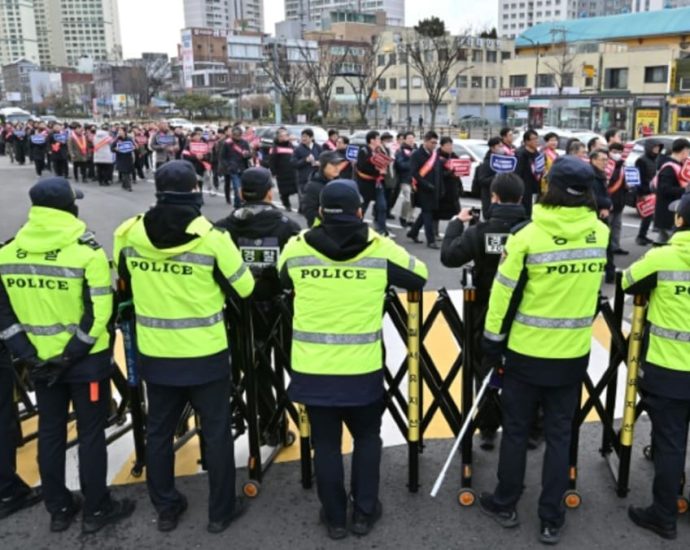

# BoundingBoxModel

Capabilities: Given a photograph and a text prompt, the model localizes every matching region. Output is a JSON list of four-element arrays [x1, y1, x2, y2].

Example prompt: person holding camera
[[440, 173, 528, 449]]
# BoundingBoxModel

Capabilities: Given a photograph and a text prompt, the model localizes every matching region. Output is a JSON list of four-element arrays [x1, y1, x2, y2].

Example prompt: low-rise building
[[502, 7, 690, 135], [2, 57, 38, 104]]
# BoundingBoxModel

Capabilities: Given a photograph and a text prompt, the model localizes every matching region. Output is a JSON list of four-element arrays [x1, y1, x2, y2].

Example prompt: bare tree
[[406, 18, 474, 130], [342, 36, 393, 124], [297, 40, 351, 121], [261, 43, 309, 123], [543, 28, 576, 94]]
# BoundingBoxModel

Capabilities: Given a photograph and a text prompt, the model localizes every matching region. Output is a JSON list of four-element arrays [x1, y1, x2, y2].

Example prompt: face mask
[[610, 154, 622, 162]]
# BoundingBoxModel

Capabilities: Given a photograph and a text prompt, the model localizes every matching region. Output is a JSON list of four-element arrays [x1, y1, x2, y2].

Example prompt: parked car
[[624, 135, 676, 167], [348, 129, 397, 147], [166, 118, 196, 131], [535, 128, 604, 155]]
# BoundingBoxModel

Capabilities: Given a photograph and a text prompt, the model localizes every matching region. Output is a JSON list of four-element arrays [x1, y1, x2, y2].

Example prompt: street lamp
[[394, 38, 411, 127], [520, 35, 541, 90]]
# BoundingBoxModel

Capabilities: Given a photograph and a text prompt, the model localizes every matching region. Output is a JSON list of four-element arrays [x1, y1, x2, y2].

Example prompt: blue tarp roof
[[515, 7, 690, 47]]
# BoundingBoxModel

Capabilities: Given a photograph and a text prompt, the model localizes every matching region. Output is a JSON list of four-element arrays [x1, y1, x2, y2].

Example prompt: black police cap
[[240, 167, 273, 201], [29, 177, 84, 209], [548, 155, 594, 197], [320, 179, 363, 218], [155, 160, 198, 193]]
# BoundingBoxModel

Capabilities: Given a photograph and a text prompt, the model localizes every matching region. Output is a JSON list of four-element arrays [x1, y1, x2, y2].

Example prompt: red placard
[[371, 151, 393, 171], [448, 158, 471, 177], [190, 141, 209, 155]]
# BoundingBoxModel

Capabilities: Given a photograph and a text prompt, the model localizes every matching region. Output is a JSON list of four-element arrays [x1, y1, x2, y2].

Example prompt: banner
[[533, 153, 545, 175], [371, 151, 393, 171], [116, 140, 135, 154], [490, 154, 517, 173], [345, 144, 359, 162], [189, 141, 209, 155], [624, 166, 641, 187], [157, 134, 175, 146], [448, 158, 472, 177], [635, 110, 660, 139], [31, 134, 46, 145]]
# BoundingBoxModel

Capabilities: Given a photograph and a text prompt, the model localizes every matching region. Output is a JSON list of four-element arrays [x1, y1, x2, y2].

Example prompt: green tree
[[414, 16, 446, 38], [174, 93, 214, 119]]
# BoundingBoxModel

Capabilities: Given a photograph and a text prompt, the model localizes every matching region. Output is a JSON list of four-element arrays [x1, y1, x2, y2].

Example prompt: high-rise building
[[0, 0, 39, 66], [499, 0, 690, 38], [284, 0, 404, 27], [184, 0, 264, 33]]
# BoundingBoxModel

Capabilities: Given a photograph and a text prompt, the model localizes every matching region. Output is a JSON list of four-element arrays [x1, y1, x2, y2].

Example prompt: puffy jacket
[[483, 204, 609, 386]]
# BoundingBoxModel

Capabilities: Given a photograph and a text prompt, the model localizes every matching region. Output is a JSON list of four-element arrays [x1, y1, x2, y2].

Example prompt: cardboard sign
[[490, 153, 517, 173], [31, 134, 46, 145], [682, 159, 690, 184], [371, 151, 393, 171], [116, 140, 134, 154], [135, 135, 148, 145], [345, 144, 359, 162], [624, 166, 641, 187], [448, 158, 472, 177], [14, 130, 25, 138], [157, 134, 175, 146], [533, 153, 545, 175], [189, 141, 209, 155], [53, 132, 67, 143]]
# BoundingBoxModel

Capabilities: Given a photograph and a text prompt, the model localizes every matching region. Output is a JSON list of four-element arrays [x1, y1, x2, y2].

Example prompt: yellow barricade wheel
[[285, 431, 296, 447], [243, 480, 260, 499], [457, 489, 476, 507], [563, 490, 582, 509]]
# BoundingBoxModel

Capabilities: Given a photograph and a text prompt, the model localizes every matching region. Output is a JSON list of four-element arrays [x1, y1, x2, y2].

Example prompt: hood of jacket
[[143, 203, 202, 250], [489, 203, 528, 226], [131, 208, 213, 258], [531, 204, 602, 241], [304, 220, 372, 261], [644, 139, 660, 158], [14, 206, 86, 253], [669, 228, 690, 265], [225, 203, 286, 235]]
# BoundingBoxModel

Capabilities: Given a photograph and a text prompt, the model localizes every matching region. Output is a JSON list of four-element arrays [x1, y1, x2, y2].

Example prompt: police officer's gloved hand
[[62, 335, 93, 366], [476, 355, 498, 380], [30, 356, 69, 388]]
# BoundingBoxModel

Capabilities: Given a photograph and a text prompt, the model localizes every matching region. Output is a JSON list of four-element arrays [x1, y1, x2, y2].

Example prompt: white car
[[624, 135, 676, 167], [166, 118, 196, 132], [452, 139, 488, 195], [535, 128, 603, 156]]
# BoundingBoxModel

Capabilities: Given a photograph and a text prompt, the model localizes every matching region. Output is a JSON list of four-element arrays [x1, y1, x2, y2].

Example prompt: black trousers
[[35, 379, 111, 515], [643, 391, 690, 525], [145, 377, 236, 523], [134, 156, 146, 180], [73, 161, 88, 181], [492, 375, 580, 527], [306, 400, 383, 527], [96, 163, 113, 185], [53, 159, 69, 178], [0, 367, 30, 500], [409, 209, 435, 244], [120, 171, 132, 190], [34, 157, 45, 176]]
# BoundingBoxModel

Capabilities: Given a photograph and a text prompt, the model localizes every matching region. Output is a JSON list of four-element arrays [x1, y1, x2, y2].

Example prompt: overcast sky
[[118, 0, 498, 58]]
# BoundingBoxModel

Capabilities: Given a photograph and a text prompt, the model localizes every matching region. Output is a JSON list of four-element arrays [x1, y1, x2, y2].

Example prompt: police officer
[[302, 151, 350, 227], [215, 167, 300, 443], [113, 161, 255, 534], [0, 341, 42, 519], [441, 173, 528, 450], [623, 193, 690, 540], [0, 178, 135, 533], [479, 157, 609, 545], [278, 180, 428, 540]]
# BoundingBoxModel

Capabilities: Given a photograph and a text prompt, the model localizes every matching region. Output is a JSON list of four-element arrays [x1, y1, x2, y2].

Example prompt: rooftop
[[516, 6, 690, 48]]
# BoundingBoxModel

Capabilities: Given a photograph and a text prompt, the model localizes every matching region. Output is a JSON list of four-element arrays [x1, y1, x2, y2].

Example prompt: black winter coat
[[436, 151, 462, 220], [472, 151, 497, 217], [355, 145, 381, 203], [607, 159, 627, 212], [301, 173, 331, 227], [515, 146, 541, 215], [394, 144, 415, 184], [409, 146, 441, 211], [592, 168, 613, 212], [654, 158, 685, 230], [269, 140, 297, 196], [222, 138, 251, 175], [291, 143, 322, 190]]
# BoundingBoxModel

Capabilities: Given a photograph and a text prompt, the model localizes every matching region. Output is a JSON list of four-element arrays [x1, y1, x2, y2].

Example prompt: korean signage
[[634, 109, 660, 139], [499, 87, 530, 104]]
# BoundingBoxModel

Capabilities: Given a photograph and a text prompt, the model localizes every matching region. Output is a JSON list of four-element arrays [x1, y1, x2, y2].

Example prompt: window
[[644, 65, 668, 83], [399, 51, 407, 63], [509, 74, 527, 87], [378, 78, 386, 90], [471, 76, 482, 88], [400, 77, 408, 88], [389, 53, 396, 65], [457, 75, 468, 87], [561, 73, 574, 87], [389, 78, 397, 89], [485, 76, 497, 88], [486, 50, 497, 63], [502, 51, 511, 60], [377, 54, 385, 66], [456, 49, 467, 61], [536, 73, 555, 87], [335, 86, 345, 94], [584, 77, 594, 87], [412, 76, 422, 88], [604, 68, 628, 90], [472, 49, 483, 62]]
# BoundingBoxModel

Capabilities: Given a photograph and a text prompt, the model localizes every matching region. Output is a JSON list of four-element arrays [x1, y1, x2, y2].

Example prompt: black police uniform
[[0, 342, 42, 518], [441, 203, 528, 441], [216, 170, 300, 441]]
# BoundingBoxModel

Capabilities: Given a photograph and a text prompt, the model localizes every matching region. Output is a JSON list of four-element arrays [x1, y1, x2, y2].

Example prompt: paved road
[[0, 156, 649, 291]]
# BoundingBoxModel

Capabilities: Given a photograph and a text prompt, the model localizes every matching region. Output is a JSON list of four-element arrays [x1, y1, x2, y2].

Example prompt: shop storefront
[[499, 87, 530, 127], [592, 96, 634, 135], [633, 96, 666, 138], [527, 97, 592, 129], [669, 96, 690, 134]]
